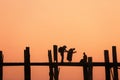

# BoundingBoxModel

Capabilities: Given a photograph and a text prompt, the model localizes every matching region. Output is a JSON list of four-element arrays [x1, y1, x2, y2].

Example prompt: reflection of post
[[24, 47, 31, 80], [53, 45, 58, 62], [88, 57, 93, 80], [0, 51, 3, 80], [112, 46, 118, 80], [104, 50, 110, 80], [48, 50, 54, 80]]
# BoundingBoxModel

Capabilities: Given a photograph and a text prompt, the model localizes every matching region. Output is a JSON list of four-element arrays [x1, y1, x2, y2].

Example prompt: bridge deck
[[2, 62, 120, 67]]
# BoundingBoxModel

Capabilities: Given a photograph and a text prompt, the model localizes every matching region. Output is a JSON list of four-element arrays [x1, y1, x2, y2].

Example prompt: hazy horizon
[[0, 0, 120, 80]]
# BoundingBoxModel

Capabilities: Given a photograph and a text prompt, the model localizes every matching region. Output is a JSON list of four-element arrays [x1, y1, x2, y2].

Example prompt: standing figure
[[58, 45, 67, 63], [67, 48, 76, 62], [83, 52, 87, 63]]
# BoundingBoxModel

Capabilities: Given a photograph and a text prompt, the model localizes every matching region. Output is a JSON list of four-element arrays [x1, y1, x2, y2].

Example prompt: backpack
[[58, 47, 63, 52]]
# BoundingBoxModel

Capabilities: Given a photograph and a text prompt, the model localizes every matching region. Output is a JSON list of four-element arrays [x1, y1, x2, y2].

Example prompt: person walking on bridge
[[58, 45, 67, 63]]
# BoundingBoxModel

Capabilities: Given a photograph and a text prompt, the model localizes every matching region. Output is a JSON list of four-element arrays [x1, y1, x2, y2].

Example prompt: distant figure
[[83, 52, 87, 63], [67, 48, 76, 62], [58, 45, 67, 63]]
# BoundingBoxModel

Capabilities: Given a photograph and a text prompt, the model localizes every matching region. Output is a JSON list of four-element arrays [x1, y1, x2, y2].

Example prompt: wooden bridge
[[0, 45, 120, 80]]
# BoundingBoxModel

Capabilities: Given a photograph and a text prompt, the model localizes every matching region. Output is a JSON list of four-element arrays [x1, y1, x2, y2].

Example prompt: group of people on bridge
[[58, 45, 87, 63]]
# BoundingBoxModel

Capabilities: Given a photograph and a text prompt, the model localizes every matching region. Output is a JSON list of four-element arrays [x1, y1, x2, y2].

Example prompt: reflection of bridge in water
[[0, 45, 120, 80]]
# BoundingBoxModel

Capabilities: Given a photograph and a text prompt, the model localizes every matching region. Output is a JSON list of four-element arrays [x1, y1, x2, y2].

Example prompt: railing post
[[0, 51, 3, 80], [53, 45, 59, 80], [104, 50, 111, 80], [88, 57, 93, 80], [53, 45, 58, 63], [54, 64, 59, 80], [24, 47, 31, 80], [83, 62, 88, 80], [48, 50, 54, 80], [112, 46, 118, 80]]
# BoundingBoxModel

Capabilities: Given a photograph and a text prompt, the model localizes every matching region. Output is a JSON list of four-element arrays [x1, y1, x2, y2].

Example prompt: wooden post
[[53, 45, 59, 80], [112, 46, 118, 80], [0, 51, 3, 80], [104, 50, 111, 80], [54, 64, 59, 80], [88, 57, 93, 80], [83, 62, 88, 80], [48, 50, 54, 80], [24, 47, 31, 80], [53, 45, 58, 63]]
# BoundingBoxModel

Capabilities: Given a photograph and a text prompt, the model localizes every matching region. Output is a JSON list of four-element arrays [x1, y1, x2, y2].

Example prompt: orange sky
[[0, 0, 120, 80]]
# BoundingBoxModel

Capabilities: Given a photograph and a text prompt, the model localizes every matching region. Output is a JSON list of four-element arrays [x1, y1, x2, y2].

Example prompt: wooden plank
[[2, 62, 120, 66]]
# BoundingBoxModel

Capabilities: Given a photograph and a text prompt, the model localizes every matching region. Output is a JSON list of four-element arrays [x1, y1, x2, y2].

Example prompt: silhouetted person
[[58, 45, 67, 63], [83, 52, 87, 63], [67, 48, 76, 62]]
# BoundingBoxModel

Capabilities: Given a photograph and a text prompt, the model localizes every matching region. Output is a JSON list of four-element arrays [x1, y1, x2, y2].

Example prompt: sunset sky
[[0, 0, 120, 80]]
